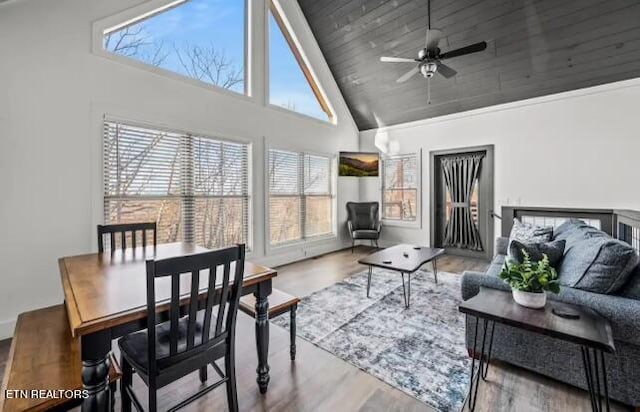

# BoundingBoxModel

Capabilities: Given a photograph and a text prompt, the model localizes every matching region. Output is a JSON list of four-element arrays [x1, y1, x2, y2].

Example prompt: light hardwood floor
[[0, 246, 633, 411]]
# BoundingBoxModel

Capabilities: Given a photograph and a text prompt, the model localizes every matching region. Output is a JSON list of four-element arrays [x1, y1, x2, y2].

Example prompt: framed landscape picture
[[339, 152, 379, 177]]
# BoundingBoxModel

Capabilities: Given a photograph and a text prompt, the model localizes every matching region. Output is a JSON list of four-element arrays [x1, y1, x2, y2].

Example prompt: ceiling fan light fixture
[[379, 0, 486, 85], [420, 62, 438, 78]]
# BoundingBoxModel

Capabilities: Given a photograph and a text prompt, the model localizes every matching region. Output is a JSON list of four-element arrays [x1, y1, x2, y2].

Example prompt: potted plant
[[499, 250, 560, 309]]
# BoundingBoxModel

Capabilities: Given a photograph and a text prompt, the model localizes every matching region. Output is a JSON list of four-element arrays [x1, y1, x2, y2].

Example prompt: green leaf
[[498, 248, 560, 293]]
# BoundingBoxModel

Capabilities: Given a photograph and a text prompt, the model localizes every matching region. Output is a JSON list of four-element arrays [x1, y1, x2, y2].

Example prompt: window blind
[[103, 119, 251, 250], [268, 149, 334, 245], [382, 154, 418, 221]]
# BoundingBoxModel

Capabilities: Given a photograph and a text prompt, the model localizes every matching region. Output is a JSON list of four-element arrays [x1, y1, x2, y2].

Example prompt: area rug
[[272, 269, 470, 412]]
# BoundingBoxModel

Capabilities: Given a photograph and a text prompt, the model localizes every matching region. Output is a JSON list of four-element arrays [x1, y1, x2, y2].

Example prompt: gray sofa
[[461, 232, 640, 407]]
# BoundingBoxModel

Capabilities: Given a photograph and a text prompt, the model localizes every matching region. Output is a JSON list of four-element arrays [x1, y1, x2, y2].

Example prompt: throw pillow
[[508, 218, 553, 247], [508, 239, 566, 268], [553, 219, 587, 240], [558, 237, 639, 294], [553, 220, 608, 255], [618, 265, 640, 300]]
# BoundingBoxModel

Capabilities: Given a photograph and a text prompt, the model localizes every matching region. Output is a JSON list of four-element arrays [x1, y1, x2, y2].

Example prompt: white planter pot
[[512, 289, 547, 309]]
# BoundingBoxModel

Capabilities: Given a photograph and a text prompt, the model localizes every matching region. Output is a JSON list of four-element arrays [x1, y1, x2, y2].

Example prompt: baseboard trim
[[0, 318, 16, 341], [256, 240, 353, 268]]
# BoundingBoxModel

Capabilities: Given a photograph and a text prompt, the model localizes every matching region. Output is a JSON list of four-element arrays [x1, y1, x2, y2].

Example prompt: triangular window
[[269, 2, 334, 122], [103, 0, 246, 95]]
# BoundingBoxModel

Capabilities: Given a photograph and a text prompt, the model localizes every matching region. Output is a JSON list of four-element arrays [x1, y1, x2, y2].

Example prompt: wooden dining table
[[58, 242, 277, 412]]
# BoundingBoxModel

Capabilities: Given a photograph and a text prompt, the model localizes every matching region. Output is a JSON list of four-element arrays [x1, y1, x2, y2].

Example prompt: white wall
[[360, 78, 640, 248], [0, 0, 360, 338]]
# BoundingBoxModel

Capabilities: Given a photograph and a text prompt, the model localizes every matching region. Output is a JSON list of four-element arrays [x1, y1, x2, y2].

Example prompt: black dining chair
[[118, 244, 245, 412], [346, 202, 382, 252], [97, 222, 157, 253]]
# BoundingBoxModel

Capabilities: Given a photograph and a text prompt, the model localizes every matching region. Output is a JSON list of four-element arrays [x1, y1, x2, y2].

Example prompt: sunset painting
[[339, 152, 379, 177]]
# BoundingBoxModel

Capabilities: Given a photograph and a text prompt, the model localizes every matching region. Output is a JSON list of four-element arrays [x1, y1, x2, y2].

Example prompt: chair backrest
[[145, 244, 245, 375], [97, 222, 157, 253], [346, 202, 380, 230]]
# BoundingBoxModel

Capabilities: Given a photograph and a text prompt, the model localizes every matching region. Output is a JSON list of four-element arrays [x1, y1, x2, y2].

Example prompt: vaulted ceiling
[[297, 0, 640, 130]]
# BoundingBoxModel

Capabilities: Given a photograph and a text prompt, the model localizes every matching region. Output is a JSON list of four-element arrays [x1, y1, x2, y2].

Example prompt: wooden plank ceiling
[[297, 0, 640, 130]]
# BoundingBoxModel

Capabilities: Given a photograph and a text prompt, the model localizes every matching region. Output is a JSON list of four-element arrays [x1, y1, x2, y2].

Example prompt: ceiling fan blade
[[396, 66, 419, 83], [439, 41, 487, 60], [426, 29, 442, 50], [437, 62, 457, 78], [380, 56, 419, 63]]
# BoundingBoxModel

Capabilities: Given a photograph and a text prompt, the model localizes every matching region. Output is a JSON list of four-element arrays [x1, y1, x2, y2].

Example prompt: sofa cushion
[[495, 237, 509, 256], [508, 239, 566, 268], [352, 229, 379, 239], [619, 265, 640, 300], [486, 255, 505, 278], [508, 219, 553, 246], [558, 236, 639, 293], [554, 220, 607, 252], [553, 219, 589, 240]]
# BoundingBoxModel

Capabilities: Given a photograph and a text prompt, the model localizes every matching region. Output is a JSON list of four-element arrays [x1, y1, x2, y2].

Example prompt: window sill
[[267, 233, 338, 253], [266, 103, 337, 127], [382, 219, 421, 229]]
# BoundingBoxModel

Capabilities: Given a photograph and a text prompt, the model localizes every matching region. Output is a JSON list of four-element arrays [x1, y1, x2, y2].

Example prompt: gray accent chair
[[346, 202, 382, 252], [461, 235, 640, 408]]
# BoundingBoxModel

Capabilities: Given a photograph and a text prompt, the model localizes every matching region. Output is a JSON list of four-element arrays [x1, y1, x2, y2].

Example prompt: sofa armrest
[[495, 237, 509, 256], [375, 220, 382, 233], [553, 288, 640, 345], [347, 220, 353, 236], [461, 271, 510, 301]]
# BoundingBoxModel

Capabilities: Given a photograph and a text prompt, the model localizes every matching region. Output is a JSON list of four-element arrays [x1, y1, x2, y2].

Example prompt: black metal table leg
[[401, 272, 411, 308], [481, 321, 495, 381], [366, 265, 372, 298], [432, 258, 438, 284], [581, 346, 611, 412], [407, 272, 411, 307], [254, 279, 272, 394], [466, 316, 495, 412], [81, 329, 112, 412], [290, 304, 297, 361]]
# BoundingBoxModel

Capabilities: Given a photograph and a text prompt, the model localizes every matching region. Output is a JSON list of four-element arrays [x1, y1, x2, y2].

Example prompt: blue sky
[[106, 0, 327, 121]]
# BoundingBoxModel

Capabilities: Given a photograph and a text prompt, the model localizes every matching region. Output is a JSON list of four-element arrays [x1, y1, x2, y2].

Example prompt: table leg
[[290, 304, 297, 361], [581, 346, 611, 412], [481, 321, 495, 381], [366, 265, 372, 298], [466, 317, 495, 412], [254, 280, 272, 394], [432, 258, 438, 284], [81, 330, 112, 412], [401, 272, 411, 308], [407, 272, 411, 307]]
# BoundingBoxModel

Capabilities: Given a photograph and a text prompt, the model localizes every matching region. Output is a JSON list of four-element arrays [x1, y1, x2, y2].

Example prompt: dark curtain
[[442, 153, 484, 251]]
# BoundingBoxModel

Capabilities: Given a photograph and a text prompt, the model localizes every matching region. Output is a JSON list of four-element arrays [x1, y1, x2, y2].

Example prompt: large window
[[103, 0, 246, 95], [382, 153, 419, 222], [268, 1, 334, 122], [103, 119, 251, 250], [268, 149, 334, 245]]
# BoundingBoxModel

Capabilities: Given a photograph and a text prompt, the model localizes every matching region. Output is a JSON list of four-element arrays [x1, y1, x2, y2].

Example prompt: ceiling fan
[[380, 0, 487, 83]]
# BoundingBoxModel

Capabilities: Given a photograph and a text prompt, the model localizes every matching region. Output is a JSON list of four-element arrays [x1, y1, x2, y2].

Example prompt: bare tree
[[105, 25, 243, 90], [174, 43, 243, 89], [104, 26, 168, 67]]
